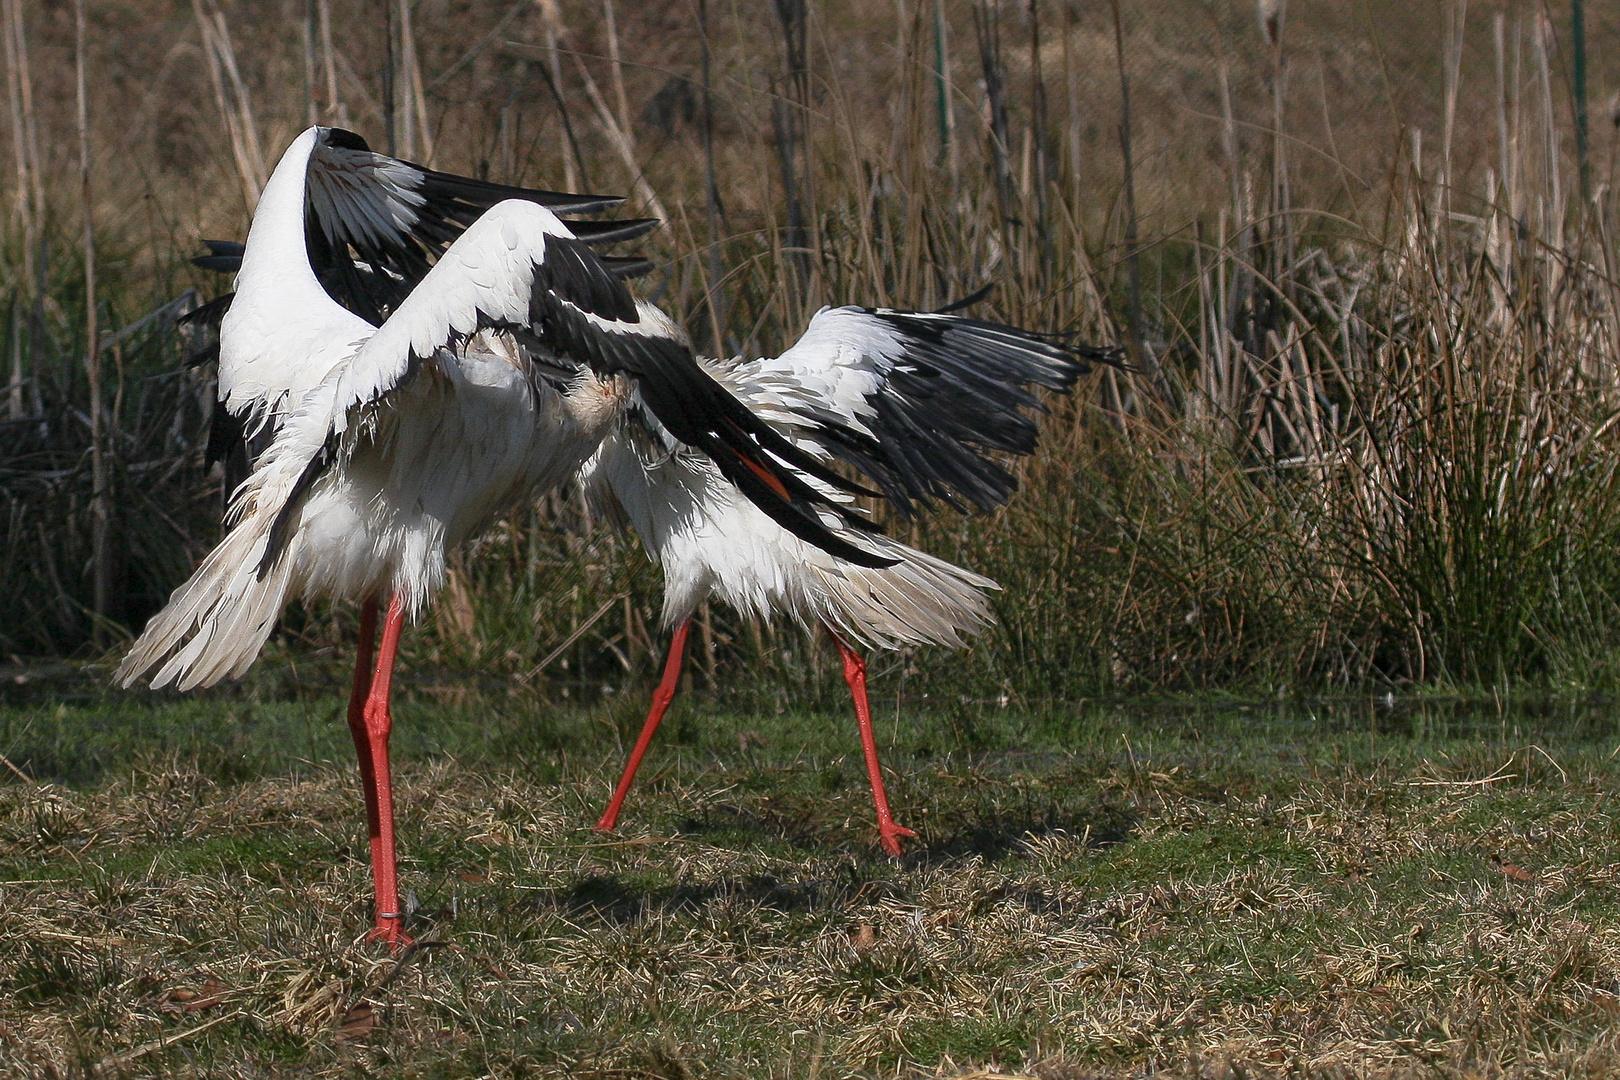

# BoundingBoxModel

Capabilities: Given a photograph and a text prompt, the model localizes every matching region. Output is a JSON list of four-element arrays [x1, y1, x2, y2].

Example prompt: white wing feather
[[218, 128, 375, 423], [713, 305, 905, 454], [324, 200, 650, 436]]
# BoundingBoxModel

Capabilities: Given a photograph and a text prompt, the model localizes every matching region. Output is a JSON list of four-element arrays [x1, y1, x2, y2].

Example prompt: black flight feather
[[521, 236, 893, 567], [803, 311, 1104, 518], [601, 255, 655, 281]]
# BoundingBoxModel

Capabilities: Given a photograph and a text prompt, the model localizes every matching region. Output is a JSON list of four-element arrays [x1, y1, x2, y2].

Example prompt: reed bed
[[1, 1, 1618, 697]]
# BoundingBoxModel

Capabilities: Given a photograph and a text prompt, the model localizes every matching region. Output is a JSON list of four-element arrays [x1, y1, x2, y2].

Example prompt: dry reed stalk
[[1108, 0, 1147, 376], [503, 41, 591, 190], [699, 0, 724, 357], [1062, 2, 1078, 208], [1493, 14, 1511, 214], [881, 10, 936, 308], [395, 0, 431, 163], [0, 0, 30, 421], [600, 0, 632, 143], [1216, 62, 1247, 314], [75, 0, 106, 631], [1532, 16, 1561, 235], [499, 95, 513, 178], [317, 0, 345, 126], [772, 0, 811, 295], [1026, 0, 1050, 270], [1572, 0, 1589, 202], [193, 0, 265, 211], [535, 0, 577, 192], [8, 0, 39, 235], [382, 0, 395, 152], [699, 599, 716, 684], [934, 0, 955, 180], [1262, 0, 1291, 295], [1510, 14, 1524, 219], [1439, 1, 1465, 236], [5, 297, 20, 420], [972, 0, 1014, 237], [572, 55, 669, 223], [300, 0, 317, 126]]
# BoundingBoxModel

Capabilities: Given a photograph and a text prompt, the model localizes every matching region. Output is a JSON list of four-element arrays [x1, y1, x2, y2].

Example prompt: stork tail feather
[[808, 536, 1000, 653], [115, 501, 299, 691]]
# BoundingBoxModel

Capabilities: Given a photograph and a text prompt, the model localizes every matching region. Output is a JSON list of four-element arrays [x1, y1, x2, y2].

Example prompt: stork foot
[[365, 920, 414, 954], [878, 820, 918, 857]]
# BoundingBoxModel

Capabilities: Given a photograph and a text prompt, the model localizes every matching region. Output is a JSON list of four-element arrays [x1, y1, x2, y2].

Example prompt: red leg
[[829, 627, 917, 857], [360, 594, 411, 950], [594, 618, 691, 832]]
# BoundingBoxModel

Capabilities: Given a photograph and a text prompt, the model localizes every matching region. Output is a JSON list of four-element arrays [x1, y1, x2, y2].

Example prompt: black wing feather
[[192, 254, 242, 273], [178, 290, 233, 329], [811, 311, 1113, 517], [204, 397, 245, 467], [307, 130, 655, 325], [179, 291, 234, 369], [525, 236, 893, 568], [601, 255, 655, 281], [561, 218, 660, 245]]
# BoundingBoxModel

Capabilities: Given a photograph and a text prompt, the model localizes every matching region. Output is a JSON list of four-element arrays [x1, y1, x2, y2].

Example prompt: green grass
[[2, 683, 1619, 1077]]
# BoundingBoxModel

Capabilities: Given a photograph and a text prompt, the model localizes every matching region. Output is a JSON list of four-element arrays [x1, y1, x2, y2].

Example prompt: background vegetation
[[3, 0, 1620, 697], [6, 6, 1620, 1074]]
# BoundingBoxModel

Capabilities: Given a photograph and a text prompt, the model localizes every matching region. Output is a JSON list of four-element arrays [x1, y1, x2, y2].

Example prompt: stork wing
[[728, 306, 1110, 516], [261, 200, 891, 572], [303, 128, 658, 323]]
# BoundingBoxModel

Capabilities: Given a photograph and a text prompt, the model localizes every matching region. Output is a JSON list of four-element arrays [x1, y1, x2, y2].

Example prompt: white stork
[[117, 127, 890, 946], [581, 304, 1101, 854]]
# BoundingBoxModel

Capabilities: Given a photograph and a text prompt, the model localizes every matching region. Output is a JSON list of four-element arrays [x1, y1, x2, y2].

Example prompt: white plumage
[[121, 333, 627, 691], [584, 304, 1096, 854], [586, 376, 998, 653], [119, 131, 645, 691], [215, 128, 375, 421], [117, 126, 883, 945]]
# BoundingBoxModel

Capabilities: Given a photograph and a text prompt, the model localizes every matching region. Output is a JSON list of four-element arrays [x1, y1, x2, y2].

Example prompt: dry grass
[[6, 4, 1620, 1074], [1, 695, 1618, 1076]]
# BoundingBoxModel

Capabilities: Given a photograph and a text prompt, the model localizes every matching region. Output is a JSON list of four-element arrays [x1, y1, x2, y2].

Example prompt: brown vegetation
[[2, 1, 1620, 694]]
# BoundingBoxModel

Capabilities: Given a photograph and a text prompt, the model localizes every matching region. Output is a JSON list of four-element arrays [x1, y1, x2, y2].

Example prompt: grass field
[[3, 680, 1619, 1077], [4, 3, 1620, 1074]]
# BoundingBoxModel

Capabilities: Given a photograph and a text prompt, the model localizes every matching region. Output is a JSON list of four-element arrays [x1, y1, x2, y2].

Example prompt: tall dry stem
[[394, 0, 431, 163], [537, 1, 577, 191], [75, 0, 106, 632], [316, 0, 345, 126], [1, 0, 31, 420], [1109, 0, 1146, 375], [193, 0, 265, 211], [573, 55, 668, 222]]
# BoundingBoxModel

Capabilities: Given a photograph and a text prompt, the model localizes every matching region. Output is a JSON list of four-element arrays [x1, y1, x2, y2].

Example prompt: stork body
[[120, 128, 886, 946], [585, 306, 1096, 854]]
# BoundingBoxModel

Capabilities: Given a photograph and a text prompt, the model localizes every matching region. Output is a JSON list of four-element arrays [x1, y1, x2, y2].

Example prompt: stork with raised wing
[[117, 127, 891, 947], [583, 304, 1106, 854]]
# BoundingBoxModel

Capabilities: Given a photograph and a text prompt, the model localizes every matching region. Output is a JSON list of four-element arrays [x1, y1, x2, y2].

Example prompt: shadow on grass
[[672, 796, 1136, 862], [532, 871, 883, 923], [659, 766, 1141, 869], [916, 799, 1137, 863], [522, 796, 1138, 926]]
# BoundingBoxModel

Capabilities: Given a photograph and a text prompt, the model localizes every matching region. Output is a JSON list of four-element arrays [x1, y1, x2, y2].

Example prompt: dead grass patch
[[1, 700, 1617, 1076]]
